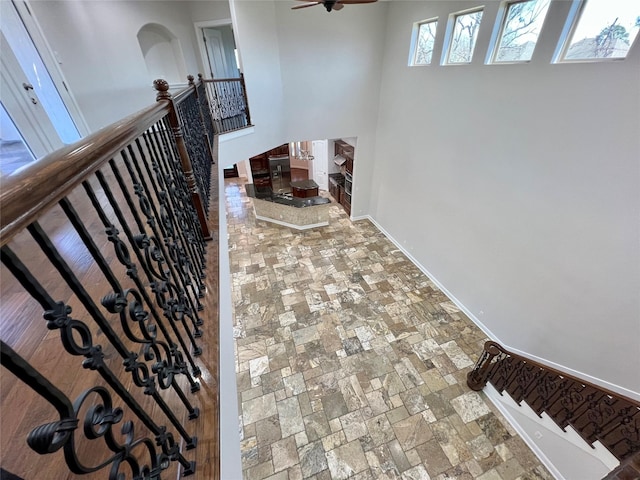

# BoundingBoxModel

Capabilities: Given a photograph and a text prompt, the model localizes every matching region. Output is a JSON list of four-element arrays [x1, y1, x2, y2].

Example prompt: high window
[[557, 0, 640, 61], [490, 0, 551, 63], [444, 8, 484, 64], [410, 19, 438, 65]]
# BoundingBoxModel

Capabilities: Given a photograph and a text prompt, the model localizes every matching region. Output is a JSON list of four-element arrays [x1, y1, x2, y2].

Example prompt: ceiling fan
[[292, 0, 377, 13]]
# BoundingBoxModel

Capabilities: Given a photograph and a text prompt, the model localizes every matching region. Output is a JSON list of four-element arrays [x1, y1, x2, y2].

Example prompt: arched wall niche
[[136, 23, 187, 84]]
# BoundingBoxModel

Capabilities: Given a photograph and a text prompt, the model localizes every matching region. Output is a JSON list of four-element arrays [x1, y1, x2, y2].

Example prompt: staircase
[[467, 341, 640, 479]]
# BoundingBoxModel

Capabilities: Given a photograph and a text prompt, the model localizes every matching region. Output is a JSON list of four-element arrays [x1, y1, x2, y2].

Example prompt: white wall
[[370, 0, 640, 396], [28, 0, 230, 130], [217, 0, 287, 165], [272, 1, 388, 217]]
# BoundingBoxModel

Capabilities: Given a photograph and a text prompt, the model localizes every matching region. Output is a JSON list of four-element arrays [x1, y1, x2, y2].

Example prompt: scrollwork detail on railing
[[1, 335, 185, 478], [99, 192, 203, 363], [30, 386, 169, 478]]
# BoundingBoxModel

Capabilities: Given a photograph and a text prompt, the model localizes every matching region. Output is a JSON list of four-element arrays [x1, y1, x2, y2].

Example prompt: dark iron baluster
[[144, 122, 207, 301], [239, 73, 252, 127], [23, 222, 199, 450], [89, 171, 204, 366], [106, 152, 204, 342], [142, 122, 206, 289], [152, 119, 207, 276], [1, 340, 171, 478], [195, 75, 216, 152], [232, 81, 241, 130], [154, 80, 211, 242], [119, 145, 206, 346], [176, 96, 209, 214], [127, 141, 206, 329], [185, 93, 212, 216], [143, 121, 206, 276], [153, 116, 206, 253], [208, 81, 222, 133], [214, 83, 223, 132], [0, 246, 195, 475], [135, 134, 206, 309], [58, 194, 201, 407]]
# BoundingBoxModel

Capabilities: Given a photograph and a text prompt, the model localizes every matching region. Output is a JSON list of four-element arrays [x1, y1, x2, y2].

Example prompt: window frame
[[553, 0, 640, 63], [409, 17, 439, 66], [442, 7, 485, 66], [487, 0, 551, 64]]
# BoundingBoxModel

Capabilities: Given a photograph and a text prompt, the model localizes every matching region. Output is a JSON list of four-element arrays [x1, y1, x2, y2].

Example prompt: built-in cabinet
[[330, 139, 354, 216]]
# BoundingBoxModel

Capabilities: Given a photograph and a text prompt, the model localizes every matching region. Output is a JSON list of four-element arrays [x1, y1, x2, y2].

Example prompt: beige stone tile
[[226, 179, 553, 480], [450, 392, 492, 423], [272, 436, 299, 473], [326, 440, 369, 480], [477, 469, 502, 480], [339, 410, 367, 442], [387, 405, 411, 425], [244, 393, 278, 425], [244, 460, 275, 480], [321, 430, 346, 452], [392, 413, 434, 450], [496, 458, 525, 480]]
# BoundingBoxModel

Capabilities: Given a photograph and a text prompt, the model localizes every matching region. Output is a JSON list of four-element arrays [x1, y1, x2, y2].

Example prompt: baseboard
[[361, 214, 640, 402]]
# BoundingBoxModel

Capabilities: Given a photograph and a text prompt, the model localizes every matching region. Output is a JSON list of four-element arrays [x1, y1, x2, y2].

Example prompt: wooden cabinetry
[[249, 144, 290, 188], [249, 155, 270, 187], [333, 140, 354, 215], [328, 175, 341, 202], [335, 140, 354, 175], [292, 186, 319, 198]]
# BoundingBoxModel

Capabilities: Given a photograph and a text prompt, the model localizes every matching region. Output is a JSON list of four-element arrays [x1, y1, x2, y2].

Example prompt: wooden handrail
[[468, 341, 640, 464], [1, 101, 169, 246], [172, 81, 196, 104]]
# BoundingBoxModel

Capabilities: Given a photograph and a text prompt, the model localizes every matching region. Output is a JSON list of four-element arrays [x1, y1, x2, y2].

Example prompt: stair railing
[[0, 76, 219, 479], [468, 341, 640, 469], [199, 73, 252, 134]]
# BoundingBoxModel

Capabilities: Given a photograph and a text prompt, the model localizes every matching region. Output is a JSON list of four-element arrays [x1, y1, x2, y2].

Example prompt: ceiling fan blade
[[332, 2, 344, 10], [292, 2, 320, 9], [338, 0, 378, 3]]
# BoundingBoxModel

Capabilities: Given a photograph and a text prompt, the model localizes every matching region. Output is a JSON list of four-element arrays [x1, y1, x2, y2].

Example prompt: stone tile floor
[[226, 178, 554, 480]]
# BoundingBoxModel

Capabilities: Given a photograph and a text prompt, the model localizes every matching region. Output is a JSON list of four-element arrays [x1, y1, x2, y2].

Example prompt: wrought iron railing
[[0, 77, 219, 479], [200, 73, 252, 134], [468, 341, 640, 469]]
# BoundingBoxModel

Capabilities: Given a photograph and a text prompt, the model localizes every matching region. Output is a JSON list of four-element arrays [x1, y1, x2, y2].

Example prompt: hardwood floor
[[0, 155, 220, 478]]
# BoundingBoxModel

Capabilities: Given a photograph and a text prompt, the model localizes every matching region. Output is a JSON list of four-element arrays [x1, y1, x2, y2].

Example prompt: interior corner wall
[[269, 1, 388, 217], [370, 1, 640, 395], [217, 0, 287, 166]]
